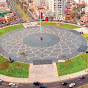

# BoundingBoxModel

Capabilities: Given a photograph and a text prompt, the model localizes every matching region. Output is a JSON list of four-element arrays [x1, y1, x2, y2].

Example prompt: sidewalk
[[23, 22, 39, 28], [73, 27, 88, 34]]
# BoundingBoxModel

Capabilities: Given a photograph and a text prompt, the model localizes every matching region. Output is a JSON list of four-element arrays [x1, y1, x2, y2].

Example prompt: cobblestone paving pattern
[[0, 26, 87, 63]]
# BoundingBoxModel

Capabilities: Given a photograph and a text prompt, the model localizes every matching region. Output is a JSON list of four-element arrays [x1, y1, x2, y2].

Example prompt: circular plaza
[[0, 26, 87, 63]]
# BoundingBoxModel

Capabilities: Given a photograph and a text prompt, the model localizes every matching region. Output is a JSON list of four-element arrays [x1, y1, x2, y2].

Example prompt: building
[[0, 0, 6, 2], [49, 0, 66, 20], [79, 0, 85, 4], [0, 17, 6, 24], [80, 13, 88, 25], [35, 0, 49, 6], [65, 10, 74, 20], [4, 13, 16, 23], [0, 2, 11, 13], [80, 4, 88, 25], [85, 5, 88, 13]]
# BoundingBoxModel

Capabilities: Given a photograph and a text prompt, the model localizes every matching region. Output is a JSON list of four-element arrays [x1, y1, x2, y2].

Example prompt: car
[[80, 76, 85, 79], [61, 81, 68, 85], [10, 23, 13, 25], [21, 22, 24, 23], [40, 85, 47, 88], [8, 57, 14, 63], [33, 81, 41, 86], [83, 25, 86, 27], [9, 83, 16, 87], [80, 32, 83, 34], [69, 83, 75, 88], [0, 79, 3, 84]]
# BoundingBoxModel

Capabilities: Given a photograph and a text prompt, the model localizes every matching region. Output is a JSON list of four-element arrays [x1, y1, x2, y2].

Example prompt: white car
[[83, 25, 86, 27], [69, 83, 75, 87], [9, 83, 16, 87]]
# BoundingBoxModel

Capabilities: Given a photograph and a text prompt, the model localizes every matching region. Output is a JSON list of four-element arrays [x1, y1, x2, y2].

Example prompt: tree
[[77, 15, 81, 19]]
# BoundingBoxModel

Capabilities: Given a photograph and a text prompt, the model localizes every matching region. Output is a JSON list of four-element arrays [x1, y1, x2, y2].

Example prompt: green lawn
[[79, 84, 88, 88], [83, 34, 88, 40], [0, 55, 29, 78], [0, 24, 29, 78], [38, 22, 81, 29], [0, 24, 24, 37], [56, 53, 88, 76]]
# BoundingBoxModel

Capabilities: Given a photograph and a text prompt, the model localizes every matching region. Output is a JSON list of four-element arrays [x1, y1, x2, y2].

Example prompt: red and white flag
[[40, 12, 48, 22], [45, 17, 48, 22], [41, 12, 43, 19]]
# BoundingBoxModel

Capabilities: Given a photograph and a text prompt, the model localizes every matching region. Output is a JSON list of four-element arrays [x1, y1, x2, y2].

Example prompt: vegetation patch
[[0, 56, 29, 78], [20, 52, 28, 57], [0, 24, 24, 37], [56, 53, 88, 76], [38, 22, 81, 29], [83, 34, 88, 40], [79, 84, 88, 88]]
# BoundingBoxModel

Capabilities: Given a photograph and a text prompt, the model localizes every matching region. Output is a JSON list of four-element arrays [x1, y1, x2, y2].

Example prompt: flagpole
[[40, 11, 42, 37], [40, 11, 43, 40]]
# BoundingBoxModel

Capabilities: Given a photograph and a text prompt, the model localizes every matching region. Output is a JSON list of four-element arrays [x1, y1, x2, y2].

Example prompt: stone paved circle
[[0, 26, 87, 63]]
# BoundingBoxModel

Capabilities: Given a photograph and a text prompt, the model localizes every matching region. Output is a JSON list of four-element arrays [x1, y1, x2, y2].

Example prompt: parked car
[[0, 79, 3, 84], [8, 57, 14, 63], [69, 83, 75, 88], [80, 76, 86, 79], [61, 81, 68, 85], [40, 85, 47, 88], [83, 25, 86, 27], [9, 83, 16, 87], [33, 81, 41, 86]]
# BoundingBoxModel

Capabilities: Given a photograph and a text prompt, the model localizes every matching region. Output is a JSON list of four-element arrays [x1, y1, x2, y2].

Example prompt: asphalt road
[[8, 0, 38, 22], [0, 0, 24, 28], [7, 0, 24, 23], [0, 74, 88, 88]]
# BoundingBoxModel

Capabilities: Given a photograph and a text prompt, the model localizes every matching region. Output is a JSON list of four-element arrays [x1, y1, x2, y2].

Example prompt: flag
[[41, 12, 48, 21], [41, 12, 45, 19], [41, 12, 43, 19], [45, 17, 48, 22]]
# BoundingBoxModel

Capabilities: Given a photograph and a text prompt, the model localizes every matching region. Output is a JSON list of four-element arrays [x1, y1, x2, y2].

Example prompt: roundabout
[[0, 26, 87, 63], [0, 23, 88, 85]]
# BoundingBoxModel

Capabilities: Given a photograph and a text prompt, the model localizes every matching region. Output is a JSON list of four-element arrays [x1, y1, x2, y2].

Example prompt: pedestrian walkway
[[73, 27, 88, 34], [23, 22, 38, 28], [29, 63, 58, 82]]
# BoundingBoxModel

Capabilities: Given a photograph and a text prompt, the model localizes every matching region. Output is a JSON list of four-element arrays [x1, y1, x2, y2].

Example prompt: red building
[[0, 17, 6, 24], [80, 13, 88, 24]]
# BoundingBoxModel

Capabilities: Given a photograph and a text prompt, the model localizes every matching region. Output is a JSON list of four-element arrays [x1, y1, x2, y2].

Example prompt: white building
[[35, 0, 49, 6], [49, 0, 66, 20], [79, 0, 85, 4], [0, 0, 6, 2], [85, 5, 88, 13]]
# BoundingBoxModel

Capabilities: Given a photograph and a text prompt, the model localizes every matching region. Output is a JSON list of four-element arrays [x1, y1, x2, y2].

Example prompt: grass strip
[[38, 22, 81, 29]]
